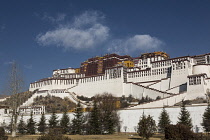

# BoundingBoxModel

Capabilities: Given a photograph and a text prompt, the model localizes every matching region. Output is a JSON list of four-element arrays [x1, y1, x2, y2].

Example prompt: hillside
[[174, 97, 208, 106], [32, 94, 76, 113], [0, 91, 33, 107], [0, 94, 9, 99]]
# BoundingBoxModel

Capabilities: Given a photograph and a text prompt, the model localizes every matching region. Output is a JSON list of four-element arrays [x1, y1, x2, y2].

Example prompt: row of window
[[61, 74, 84, 79], [189, 77, 201, 85], [80, 71, 122, 83], [80, 76, 106, 83], [128, 71, 151, 78], [128, 67, 172, 78], [30, 79, 76, 88], [139, 65, 148, 69], [110, 71, 121, 79], [152, 61, 172, 68], [152, 58, 189, 69], [54, 69, 73, 74], [152, 68, 171, 75], [172, 62, 186, 70], [138, 61, 148, 64], [207, 55, 210, 63], [32, 69, 123, 87], [51, 89, 66, 93], [105, 69, 121, 74]]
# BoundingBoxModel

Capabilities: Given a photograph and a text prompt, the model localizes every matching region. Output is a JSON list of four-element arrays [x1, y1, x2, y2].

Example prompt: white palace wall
[[0, 105, 207, 133], [205, 79, 210, 93], [128, 92, 187, 109], [123, 83, 171, 100], [193, 65, 210, 76], [170, 63, 189, 89], [148, 78, 170, 91], [119, 105, 206, 133], [147, 81, 161, 90], [127, 70, 168, 84], [69, 77, 124, 97], [29, 79, 77, 91], [166, 86, 180, 94], [186, 79, 206, 100]]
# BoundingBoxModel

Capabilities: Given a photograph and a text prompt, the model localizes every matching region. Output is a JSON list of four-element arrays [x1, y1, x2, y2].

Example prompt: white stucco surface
[[0, 105, 207, 133]]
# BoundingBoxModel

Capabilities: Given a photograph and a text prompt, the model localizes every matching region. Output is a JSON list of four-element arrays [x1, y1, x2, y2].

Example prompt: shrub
[[158, 107, 171, 133], [139, 96, 153, 104], [0, 127, 8, 140], [165, 124, 199, 140], [202, 103, 210, 133], [38, 128, 71, 140], [37, 135, 71, 140], [48, 127, 63, 136], [137, 114, 156, 139], [156, 96, 161, 100], [177, 101, 193, 128]]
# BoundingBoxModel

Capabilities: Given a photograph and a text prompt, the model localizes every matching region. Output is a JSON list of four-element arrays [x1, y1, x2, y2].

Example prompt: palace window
[[207, 56, 210, 63], [189, 76, 202, 85]]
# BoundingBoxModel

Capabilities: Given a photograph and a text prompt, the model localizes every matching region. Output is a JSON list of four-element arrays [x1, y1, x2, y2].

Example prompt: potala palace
[[1, 51, 210, 133], [29, 51, 210, 108]]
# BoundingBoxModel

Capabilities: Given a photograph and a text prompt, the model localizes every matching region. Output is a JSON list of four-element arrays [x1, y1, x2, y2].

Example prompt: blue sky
[[0, 0, 210, 93]]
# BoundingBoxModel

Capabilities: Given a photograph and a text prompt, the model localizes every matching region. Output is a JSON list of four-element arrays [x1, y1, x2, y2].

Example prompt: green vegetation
[[77, 95, 92, 102], [48, 110, 59, 129], [165, 124, 199, 140], [174, 98, 208, 106], [0, 127, 8, 140], [119, 95, 129, 108], [137, 114, 156, 139], [32, 95, 76, 113], [91, 93, 120, 134], [37, 113, 47, 134], [177, 101, 193, 128], [71, 101, 85, 134], [88, 100, 102, 134], [38, 128, 71, 140], [26, 112, 36, 134], [138, 96, 154, 104], [0, 91, 33, 107], [4, 92, 210, 139], [60, 109, 70, 134], [202, 102, 210, 133], [17, 115, 26, 134], [158, 107, 171, 133]]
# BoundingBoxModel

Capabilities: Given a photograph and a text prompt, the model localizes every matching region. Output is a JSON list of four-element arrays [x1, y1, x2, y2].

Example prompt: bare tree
[[5, 62, 24, 137]]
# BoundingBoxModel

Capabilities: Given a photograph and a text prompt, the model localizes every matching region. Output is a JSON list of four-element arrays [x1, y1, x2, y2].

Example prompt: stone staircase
[[67, 92, 91, 107], [20, 89, 90, 108], [133, 82, 174, 96], [126, 91, 187, 109]]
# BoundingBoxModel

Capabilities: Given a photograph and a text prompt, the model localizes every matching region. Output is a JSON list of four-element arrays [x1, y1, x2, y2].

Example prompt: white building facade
[[28, 52, 210, 103], [1, 52, 210, 132]]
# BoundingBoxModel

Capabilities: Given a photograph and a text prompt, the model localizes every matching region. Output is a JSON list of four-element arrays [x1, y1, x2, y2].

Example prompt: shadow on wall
[[179, 83, 187, 93]]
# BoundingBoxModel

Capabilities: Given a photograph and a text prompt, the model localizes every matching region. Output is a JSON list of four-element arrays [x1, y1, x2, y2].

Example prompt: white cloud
[[24, 64, 32, 69], [37, 11, 109, 50], [73, 11, 104, 28], [0, 24, 5, 31], [4, 61, 14, 65], [107, 35, 164, 54], [37, 24, 109, 50], [42, 13, 66, 24], [37, 11, 164, 54]]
